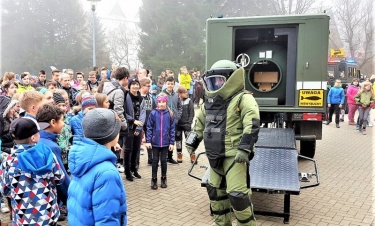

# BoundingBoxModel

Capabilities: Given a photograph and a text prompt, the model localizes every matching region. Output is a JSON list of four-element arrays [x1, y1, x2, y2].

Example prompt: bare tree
[[254, 0, 315, 15], [333, 0, 374, 74], [107, 22, 139, 69]]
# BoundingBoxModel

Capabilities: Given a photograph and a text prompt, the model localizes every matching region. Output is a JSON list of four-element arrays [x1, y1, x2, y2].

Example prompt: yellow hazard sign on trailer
[[299, 89, 324, 107], [330, 48, 345, 57]]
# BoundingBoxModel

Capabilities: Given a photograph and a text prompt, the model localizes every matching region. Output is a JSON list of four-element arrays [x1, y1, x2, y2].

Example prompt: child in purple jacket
[[145, 93, 175, 190]]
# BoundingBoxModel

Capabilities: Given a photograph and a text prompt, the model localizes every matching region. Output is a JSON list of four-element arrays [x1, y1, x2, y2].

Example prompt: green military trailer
[[205, 14, 330, 158]]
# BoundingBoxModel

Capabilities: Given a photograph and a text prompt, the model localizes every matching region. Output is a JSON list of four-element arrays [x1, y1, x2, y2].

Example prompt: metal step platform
[[256, 128, 296, 149], [188, 128, 319, 224]]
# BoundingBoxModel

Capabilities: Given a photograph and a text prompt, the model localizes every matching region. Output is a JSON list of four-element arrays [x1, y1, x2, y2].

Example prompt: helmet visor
[[203, 75, 226, 91]]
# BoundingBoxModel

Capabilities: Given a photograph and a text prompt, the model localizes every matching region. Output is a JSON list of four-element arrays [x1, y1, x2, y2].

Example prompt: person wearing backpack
[[102, 67, 129, 172]]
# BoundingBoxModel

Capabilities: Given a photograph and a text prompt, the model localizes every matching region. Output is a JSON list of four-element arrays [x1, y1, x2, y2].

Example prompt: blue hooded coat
[[146, 108, 175, 147], [68, 137, 127, 226], [70, 110, 84, 136]]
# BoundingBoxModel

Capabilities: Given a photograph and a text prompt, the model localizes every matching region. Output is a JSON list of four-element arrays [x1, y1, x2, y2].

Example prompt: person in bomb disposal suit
[[186, 60, 260, 226]]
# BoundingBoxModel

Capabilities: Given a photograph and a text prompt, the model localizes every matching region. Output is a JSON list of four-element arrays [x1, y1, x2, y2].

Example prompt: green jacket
[[17, 84, 34, 93], [193, 67, 260, 157], [354, 90, 375, 107], [194, 93, 260, 157]]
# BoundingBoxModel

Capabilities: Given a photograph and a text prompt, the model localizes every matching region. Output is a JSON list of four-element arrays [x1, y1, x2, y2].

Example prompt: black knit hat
[[53, 93, 65, 105], [82, 108, 121, 145], [128, 78, 140, 89]]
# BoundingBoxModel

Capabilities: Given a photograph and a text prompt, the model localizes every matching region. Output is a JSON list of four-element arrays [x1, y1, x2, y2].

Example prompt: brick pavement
[[1, 110, 374, 225]]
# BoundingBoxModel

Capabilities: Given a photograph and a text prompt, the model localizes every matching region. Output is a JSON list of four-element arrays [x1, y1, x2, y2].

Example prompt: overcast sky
[[80, 0, 141, 22]]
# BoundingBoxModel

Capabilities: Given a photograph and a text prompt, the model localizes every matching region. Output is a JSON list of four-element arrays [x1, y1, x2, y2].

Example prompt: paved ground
[[1, 110, 374, 225]]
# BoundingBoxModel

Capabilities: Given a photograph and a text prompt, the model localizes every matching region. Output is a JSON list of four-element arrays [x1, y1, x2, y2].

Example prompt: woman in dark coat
[[194, 75, 204, 107]]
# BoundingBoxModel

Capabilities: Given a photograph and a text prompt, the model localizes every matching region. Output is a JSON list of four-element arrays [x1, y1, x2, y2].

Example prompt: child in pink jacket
[[346, 78, 360, 125]]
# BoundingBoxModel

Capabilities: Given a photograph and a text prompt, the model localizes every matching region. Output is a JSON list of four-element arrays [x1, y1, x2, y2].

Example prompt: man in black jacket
[[60, 73, 77, 108], [34, 70, 47, 88]]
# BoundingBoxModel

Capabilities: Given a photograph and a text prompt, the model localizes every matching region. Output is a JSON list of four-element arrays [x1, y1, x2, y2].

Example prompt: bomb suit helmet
[[202, 60, 238, 92], [203, 60, 245, 99]]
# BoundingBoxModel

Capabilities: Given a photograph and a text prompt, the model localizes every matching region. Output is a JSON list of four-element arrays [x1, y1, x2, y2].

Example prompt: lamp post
[[87, 0, 101, 67]]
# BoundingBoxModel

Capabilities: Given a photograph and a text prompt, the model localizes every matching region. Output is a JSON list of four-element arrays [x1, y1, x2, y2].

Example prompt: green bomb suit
[[192, 66, 260, 226]]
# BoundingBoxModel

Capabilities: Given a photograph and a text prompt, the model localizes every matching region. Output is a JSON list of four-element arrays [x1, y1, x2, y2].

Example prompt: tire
[[300, 139, 316, 158]]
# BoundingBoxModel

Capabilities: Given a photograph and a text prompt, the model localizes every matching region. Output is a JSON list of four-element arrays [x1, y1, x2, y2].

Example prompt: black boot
[[151, 178, 158, 190], [125, 169, 133, 181], [161, 176, 167, 188], [132, 170, 142, 179]]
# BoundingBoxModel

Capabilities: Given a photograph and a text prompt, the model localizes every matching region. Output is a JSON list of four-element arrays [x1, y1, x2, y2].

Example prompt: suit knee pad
[[207, 185, 230, 216], [228, 192, 250, 211]]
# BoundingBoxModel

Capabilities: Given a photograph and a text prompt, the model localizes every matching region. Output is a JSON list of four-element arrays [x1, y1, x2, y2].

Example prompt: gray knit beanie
[[82, 108, 121, 145]]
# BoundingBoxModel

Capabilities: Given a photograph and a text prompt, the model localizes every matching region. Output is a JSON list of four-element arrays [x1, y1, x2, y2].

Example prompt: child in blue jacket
[[145, 93, 175, 190], [68, 108, 127, 225], [327, 79, 345, 128]]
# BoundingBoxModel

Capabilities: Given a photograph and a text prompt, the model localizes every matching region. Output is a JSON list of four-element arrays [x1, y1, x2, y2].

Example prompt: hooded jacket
[[178, 97, 194, 129], [39, 130, 71, 197], [102, 79, 128, 130], [179, 73, 192, 89], [17, 83, 34, 93], [327, 86, 345, 104], [70, 110, 84, 136], [354, 90, 375, 107], [162, 88, 182, 124], [68, 137, 127, 226], [146, 108, 176, 147], [0, 143, 64, 225], [346, 84, 360, 105], [125, 91, 146, 132]]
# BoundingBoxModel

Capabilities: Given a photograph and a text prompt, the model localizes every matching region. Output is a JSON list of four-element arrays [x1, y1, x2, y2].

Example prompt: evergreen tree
[[139, 0, 215, 75], [1, 0, 110, 76]]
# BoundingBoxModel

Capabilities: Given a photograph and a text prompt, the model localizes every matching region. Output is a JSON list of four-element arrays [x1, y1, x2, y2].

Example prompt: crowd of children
[[326, 78, 375, 135], [0, 65, 199, 225]]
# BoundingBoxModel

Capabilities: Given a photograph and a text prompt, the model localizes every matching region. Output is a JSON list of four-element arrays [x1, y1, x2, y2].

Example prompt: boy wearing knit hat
[[53, 92, 67, 112], [68, 108, 127, 225], [70, 93, 97, 136]]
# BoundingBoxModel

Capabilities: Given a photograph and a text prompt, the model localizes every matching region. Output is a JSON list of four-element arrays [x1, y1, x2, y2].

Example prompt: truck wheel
[[300, 139, 316, 158]]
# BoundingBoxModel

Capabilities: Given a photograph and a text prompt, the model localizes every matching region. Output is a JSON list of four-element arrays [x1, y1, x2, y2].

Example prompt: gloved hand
[[186, 146, 196, 155], [234, 150, 249, 163]]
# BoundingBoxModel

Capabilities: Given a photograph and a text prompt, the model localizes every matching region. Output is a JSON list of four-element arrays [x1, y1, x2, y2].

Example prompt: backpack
[[107, 81, 127, 115]]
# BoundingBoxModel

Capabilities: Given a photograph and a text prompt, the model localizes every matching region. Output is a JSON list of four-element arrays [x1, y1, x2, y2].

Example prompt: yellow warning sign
[[330, 48, 345, 57], [299, 89, 324, 107]]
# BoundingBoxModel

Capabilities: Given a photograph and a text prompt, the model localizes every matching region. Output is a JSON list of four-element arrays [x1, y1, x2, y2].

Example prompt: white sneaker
[[116, 163, 125, 173], [367, 123, 373, 127], [1, 204, 9, 213], [140, 148, 145, 155]]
